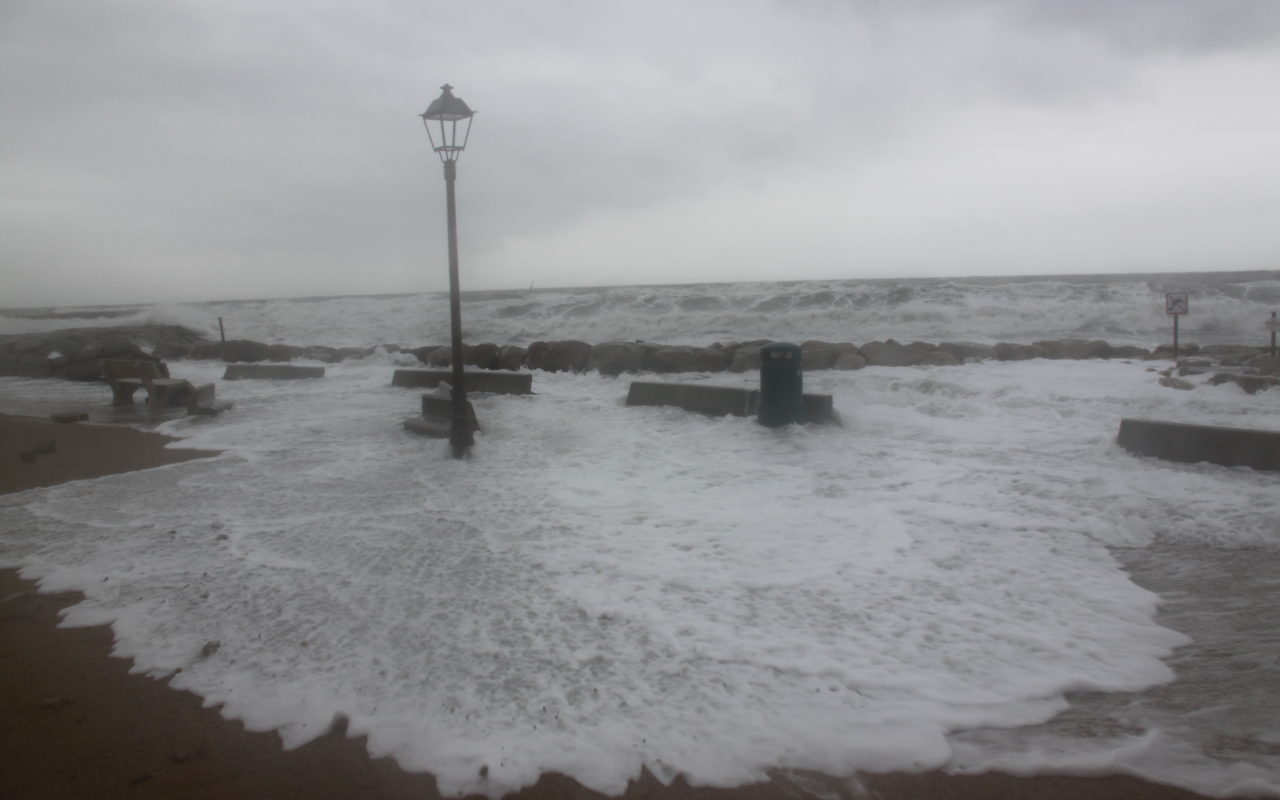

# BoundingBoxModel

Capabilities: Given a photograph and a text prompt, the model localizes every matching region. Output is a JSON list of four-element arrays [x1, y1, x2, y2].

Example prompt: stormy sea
[[2, 269, 1278, 797]]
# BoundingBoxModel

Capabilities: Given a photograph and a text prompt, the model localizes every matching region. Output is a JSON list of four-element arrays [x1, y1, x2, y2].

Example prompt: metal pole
[[218, 317, 226, 342], [443, 160, 473, 458], [1173, 314, 1179, 360], [1271, 311, 1276, 358]]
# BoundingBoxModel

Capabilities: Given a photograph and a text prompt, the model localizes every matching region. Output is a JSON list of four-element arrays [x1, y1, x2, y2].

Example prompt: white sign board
[[1266, 318, 1280, 332], [1165, 292, 1189, 315]]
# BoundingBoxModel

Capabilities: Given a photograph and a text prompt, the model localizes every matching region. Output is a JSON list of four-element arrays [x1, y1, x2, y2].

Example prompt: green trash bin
[[757, 342, 804, 427]]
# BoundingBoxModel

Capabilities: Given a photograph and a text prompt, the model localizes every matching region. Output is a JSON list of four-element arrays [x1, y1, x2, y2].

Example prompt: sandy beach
[[0, 411, 1224, 799]]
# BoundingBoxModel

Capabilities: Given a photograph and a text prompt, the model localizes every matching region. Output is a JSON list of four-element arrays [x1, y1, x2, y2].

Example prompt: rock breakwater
[[4, 327, 1276, 393], [0, 326, 201, 379]]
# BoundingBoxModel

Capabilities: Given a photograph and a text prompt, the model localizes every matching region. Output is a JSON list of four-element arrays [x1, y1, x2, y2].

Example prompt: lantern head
[[421, 84, 475, 162]]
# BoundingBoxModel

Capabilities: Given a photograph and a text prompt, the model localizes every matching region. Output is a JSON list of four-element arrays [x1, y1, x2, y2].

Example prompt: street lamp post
[[421, 84, 476, 458]]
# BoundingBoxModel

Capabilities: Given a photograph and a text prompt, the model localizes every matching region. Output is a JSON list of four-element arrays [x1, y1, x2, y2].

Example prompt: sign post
[[1267, 311, 1278, 357], [1165, 292, 1189, 359]]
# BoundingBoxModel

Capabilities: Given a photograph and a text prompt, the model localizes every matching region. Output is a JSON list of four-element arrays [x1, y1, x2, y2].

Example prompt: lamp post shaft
[[443, 160, 472, 457]]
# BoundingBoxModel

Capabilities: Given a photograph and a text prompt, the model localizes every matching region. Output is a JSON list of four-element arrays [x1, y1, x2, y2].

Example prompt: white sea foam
[[2, 357, 1278, 797], [4, 271, 1279, 348]]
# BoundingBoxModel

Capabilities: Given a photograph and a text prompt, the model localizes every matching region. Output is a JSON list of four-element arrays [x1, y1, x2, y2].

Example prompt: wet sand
[[0, 413, 1213, 799], [0, 412, 215, 495]]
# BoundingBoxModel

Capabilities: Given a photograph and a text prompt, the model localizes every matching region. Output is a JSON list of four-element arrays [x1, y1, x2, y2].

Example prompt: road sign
[[1165, 292, 1189, 315], [1266, 318, 1280, 332]]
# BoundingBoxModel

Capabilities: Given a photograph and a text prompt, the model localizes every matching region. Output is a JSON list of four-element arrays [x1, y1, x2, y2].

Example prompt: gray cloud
[[2, 0, 1277, 307], [1003, 0, 1280, 53]]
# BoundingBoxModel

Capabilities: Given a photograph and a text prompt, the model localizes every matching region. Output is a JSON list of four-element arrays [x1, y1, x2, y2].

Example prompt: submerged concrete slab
[[800, 394, 836, 425], [392, 369, 532, 395], [403, 416, 451, 437], [1117, 418, 1280, 471], [625, 381, 837, 424], [420, 394, 480, 432], [223, 364, 325, 380], [626, 382, 756, 417]]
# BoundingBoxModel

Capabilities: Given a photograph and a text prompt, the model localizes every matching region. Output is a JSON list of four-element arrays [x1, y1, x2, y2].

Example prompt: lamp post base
[[449, 423, 473, 459]]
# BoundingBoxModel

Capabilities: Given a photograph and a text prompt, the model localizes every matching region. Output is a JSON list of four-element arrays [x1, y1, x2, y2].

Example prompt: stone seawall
[[4, 326, 1277, 388]]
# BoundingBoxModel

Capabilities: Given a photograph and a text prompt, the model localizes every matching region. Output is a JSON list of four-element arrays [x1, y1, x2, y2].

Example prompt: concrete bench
[[392, 369, 532, 395], [404, 394, 480, 438], [1117, 418, 1280, 472], [223, 364, 325, 380], [100, 359, 217, 412], [625, 382, 837, 424], [626, 383, 756, 417]]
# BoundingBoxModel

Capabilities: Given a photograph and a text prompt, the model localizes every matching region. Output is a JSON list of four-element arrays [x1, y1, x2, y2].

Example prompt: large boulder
[[424, 346, 453, 367], [642, 345, 729, 374], [833, 350, 867, 370], [909, 342, 961, 366], [186, 340, 220, 361], [994, 342, 1047, 361], [1245, 354, 1280, 375], [0, 325, 199, 379], [1209, 372, 1280, 394], [300, 345, 343, 363], [590, 342, 650, 376], [1159, 375, 1195, 391], [1199, 344, 1267, 365], [496, 345, 527, 371], [860, 340, 918, 367], [188, 339, 271, 363], [464, 343, 501, 370], [1176, 359, 1213, 377], [861, 339, 958, 367], [411, 345, 441, 364], [1033, 339, 1114, 360], [726, 341, 772, 373], [1111, 345, 1151, 359], [153, 341, 191, 360], [800, 341, 861, 370], [1151, 343, 1199, 359], [527, 340, 592, 373], [337, 346, 376, 361], [267, 343, 304, 362], [939, 341, 996, 363]]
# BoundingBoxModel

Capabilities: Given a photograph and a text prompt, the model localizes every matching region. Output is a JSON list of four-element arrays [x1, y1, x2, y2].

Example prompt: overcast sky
[[2, 0, 1278, 308]]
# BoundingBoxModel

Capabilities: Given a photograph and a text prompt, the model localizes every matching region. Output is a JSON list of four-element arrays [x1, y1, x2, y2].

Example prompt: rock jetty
[[0, 326, 201, 379], [3, 326, 1276, 393]]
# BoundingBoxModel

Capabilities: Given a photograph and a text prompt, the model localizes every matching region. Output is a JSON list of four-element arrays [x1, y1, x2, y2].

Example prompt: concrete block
[[420, 394, 480, 432], [626, 382, 756, 417], [392, 369, 532, 395], [801, 394, 837, 425], [1117, 418, 1280, 472], [403, 416, 451, 437], [223, 363, 325, 380], [625, 382, 837, 424]]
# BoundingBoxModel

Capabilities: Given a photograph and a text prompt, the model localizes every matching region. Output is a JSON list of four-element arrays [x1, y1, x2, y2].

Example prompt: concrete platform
[[419, 395, 480, 431], [625, 382, 837, 424], [404, 393, 480, 438], [402, 416, 451, 437], [626, 382, 756, 417], [800, 394, 835, 425], [392, 369, 532, 395], [1117, 418, 1280, 472], [223, 364, 325, 380]]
